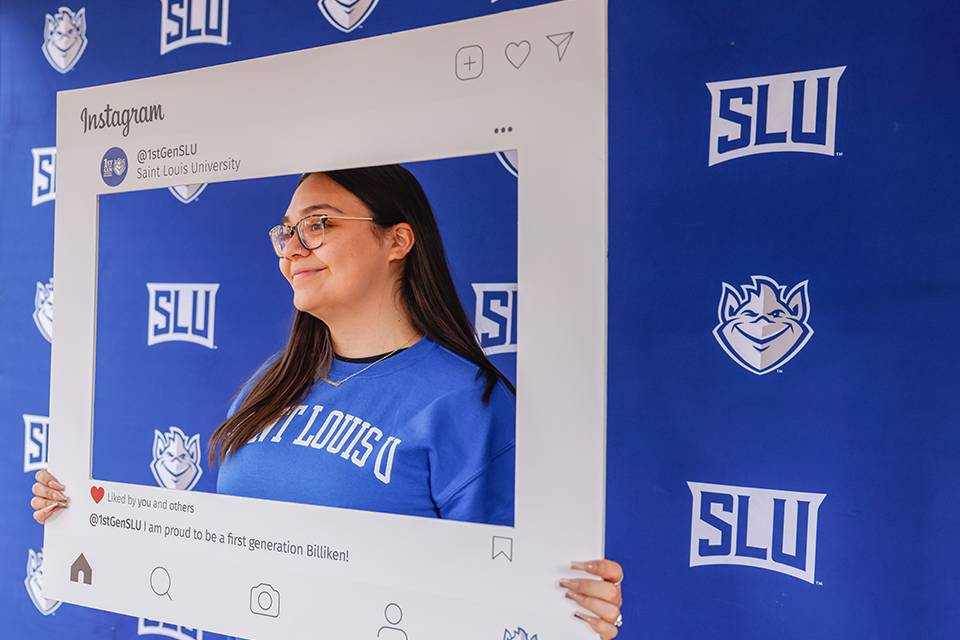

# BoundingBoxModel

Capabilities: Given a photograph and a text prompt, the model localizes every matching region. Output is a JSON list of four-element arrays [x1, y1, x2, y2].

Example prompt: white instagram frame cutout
[[46, 1, 607, 638]]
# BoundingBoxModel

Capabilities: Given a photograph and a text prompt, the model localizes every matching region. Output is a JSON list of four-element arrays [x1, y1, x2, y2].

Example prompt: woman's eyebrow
[[282, 203, 343, 224]]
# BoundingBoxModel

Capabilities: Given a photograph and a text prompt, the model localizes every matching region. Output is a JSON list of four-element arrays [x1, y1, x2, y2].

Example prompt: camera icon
[[250, 583, 280, 618]]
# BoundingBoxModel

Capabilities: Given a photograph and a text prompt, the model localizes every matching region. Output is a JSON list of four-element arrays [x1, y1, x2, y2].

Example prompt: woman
[[32, 164, 624, 638]]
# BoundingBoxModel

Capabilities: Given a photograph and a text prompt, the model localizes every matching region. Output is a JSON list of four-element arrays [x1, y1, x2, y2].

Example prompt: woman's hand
[[562, 559, 623, 639], [31, 470, 69, 524]]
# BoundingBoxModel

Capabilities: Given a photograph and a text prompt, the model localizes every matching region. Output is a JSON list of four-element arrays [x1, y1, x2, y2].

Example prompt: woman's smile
[[291, 267, 326, 281]]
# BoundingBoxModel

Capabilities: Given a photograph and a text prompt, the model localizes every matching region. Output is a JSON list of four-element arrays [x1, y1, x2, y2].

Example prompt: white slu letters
[[146, 283, 219, 348], [250, 404, 401, 484]]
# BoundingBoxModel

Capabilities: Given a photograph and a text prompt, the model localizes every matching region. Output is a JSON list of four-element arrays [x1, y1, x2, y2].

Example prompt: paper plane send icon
[[546, 31, 574, 62]]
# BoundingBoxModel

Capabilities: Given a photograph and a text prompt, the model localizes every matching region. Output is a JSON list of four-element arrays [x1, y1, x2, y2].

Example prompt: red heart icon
[[90, 486, 105, 504]]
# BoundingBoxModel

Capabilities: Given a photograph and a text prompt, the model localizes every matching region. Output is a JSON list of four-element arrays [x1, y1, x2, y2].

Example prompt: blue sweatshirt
[[216, 336, 515, 526]]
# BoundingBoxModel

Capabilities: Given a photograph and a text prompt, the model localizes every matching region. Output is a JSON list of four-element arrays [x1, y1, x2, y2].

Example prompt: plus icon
[[456, 45, 484, 81]]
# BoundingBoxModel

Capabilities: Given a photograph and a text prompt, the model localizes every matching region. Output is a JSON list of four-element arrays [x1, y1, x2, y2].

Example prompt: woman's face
[[279, 173, 405, 318]]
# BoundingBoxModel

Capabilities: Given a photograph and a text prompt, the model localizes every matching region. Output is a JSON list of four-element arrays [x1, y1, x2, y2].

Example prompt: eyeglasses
[[268, 213, 375, 257]]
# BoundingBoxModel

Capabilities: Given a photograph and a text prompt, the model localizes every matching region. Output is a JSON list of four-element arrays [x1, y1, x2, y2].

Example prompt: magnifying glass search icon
[[149, 566, 172, 600]]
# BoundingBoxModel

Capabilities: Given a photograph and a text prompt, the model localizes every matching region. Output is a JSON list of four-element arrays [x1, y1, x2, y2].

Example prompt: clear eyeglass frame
[[268, 213, 376, 257]]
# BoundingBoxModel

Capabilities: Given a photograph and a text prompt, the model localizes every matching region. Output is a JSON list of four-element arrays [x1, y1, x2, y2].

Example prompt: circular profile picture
[[100, 147, 128, 187]]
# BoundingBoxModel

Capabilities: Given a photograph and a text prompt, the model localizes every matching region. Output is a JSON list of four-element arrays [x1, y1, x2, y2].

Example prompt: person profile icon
[[377, 602, 408, 639]]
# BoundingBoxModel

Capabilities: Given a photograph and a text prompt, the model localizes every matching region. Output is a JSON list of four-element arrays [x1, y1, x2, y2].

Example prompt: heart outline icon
[[90, 486, 104, 504], [505, 41, 531, 69]]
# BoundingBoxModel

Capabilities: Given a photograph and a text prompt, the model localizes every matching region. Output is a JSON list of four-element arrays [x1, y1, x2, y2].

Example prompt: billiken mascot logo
[[25, 548, 62, 615], [151, 426, 203, 491], [318, 0, 379, 32], [34, 278, 54, 343], [713, 276, 813, 374], [42, 7, 88, 73]]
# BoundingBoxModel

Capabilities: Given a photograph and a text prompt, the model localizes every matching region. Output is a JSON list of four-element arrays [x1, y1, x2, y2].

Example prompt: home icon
[[70, 553, 92, 585]]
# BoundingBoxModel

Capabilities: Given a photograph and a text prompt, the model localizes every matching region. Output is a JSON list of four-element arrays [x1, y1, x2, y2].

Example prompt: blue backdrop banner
[[2, 1, 958, 639]]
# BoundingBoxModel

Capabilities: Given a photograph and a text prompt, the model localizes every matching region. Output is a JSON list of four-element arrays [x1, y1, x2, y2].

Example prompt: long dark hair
[[209, 164, 515, 464]]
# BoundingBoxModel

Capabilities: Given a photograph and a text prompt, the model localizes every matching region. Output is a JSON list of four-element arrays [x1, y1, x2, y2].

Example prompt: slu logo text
[[147, 283, 219, 348], [472, 283, 517, 356], [160, 0, 229, 55], [706, 66, 845, 166], [713, 275, 812, 375], [688, 481, 826, 583], [23, 414, 50, 473], [138, 618, 203, 640], [32, 147, 56, 206]]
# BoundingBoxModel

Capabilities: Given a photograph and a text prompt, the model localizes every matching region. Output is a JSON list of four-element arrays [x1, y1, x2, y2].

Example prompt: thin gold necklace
[[322, 334, 421, 388]]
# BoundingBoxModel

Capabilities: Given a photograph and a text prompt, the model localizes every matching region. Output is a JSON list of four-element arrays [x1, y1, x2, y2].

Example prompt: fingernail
[[565, 590, 584, 603], [559, 579, 576, 589], [571, 561, 588, 570], [54, 492, 67, 502], [51, 480, 65, 490]]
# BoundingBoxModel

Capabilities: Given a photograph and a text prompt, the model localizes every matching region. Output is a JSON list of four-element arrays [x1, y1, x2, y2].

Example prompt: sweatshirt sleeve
[[436, 443, 515, 526], [419, 375, 516, 526]]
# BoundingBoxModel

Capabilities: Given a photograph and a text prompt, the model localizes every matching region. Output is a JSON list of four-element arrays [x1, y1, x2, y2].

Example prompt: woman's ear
[[388, 223, 416, 262]]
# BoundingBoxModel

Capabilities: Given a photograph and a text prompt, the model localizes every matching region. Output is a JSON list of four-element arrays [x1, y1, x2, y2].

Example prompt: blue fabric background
[[2, 1, 958, 638]]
